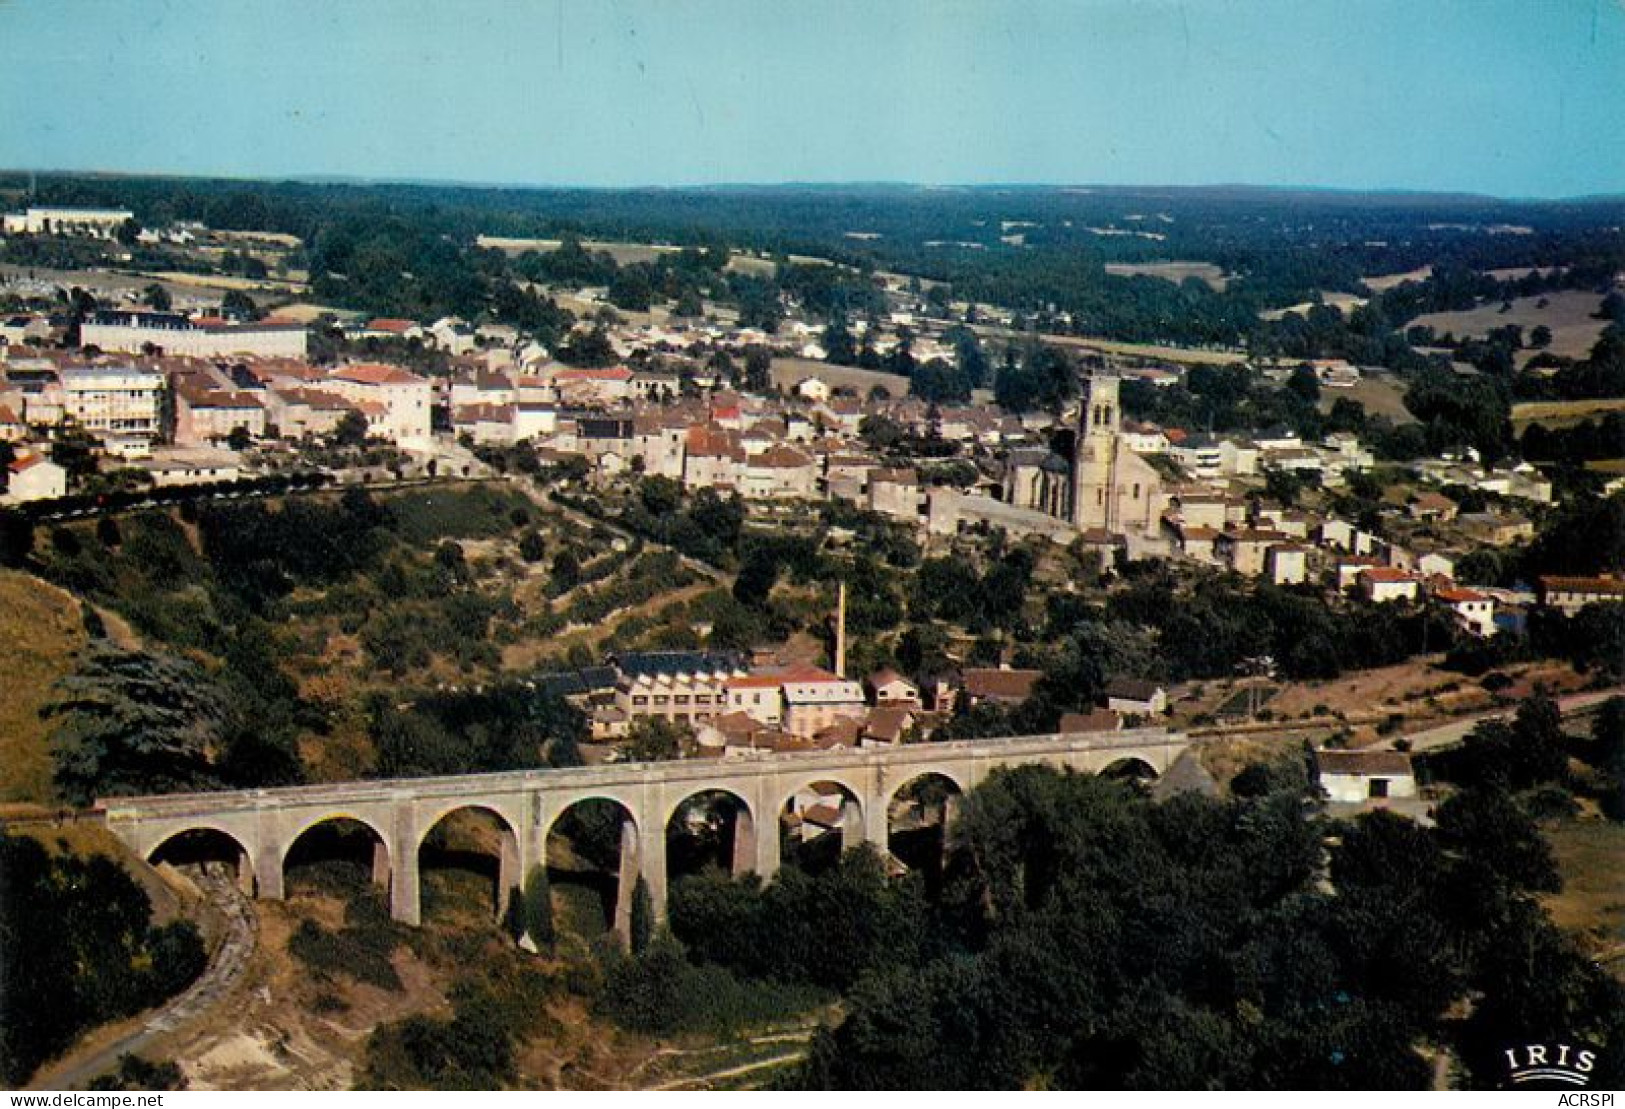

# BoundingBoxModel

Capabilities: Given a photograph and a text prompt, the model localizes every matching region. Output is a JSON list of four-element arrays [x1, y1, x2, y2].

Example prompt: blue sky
[[1, 0, 1621, 197]]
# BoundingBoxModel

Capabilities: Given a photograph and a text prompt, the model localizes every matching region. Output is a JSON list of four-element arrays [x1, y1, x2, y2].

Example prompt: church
[[1003, 372, 1167, 534]]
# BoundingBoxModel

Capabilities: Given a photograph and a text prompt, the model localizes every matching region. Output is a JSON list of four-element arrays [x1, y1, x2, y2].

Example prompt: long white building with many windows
[[3, 206, 134, 239], [60, 365, 165, 457], [81, 311, 309, 360]]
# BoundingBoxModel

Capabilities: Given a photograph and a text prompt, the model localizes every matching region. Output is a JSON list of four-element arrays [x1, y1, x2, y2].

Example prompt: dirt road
[[1401, 686, 1623, 753], [32, 864, 257, 1091]]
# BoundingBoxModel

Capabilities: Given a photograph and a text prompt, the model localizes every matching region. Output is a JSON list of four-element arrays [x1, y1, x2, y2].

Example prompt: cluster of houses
[[530, 649, 1171, 759], [0, 215, 1612, 643], [0, 342, 437, 496], [1157, 488, 1509, 633], [0, 329, 1609, 647]]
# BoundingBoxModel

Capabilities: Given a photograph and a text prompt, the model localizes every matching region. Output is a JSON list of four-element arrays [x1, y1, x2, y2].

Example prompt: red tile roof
[[750, 445, 813, 469], [863, 707, 915, 742], [1059, 708, 1122, 733], [1539, 574, 1625, 595], [332, 363, 425, 386], [962, 668, 1043, 702], [556, 366, 633, 382], [1360, 567, 1418, 583], [273, 386, 353, 411], [685, 425, 745, 460], [453, 403, 516, 424], [870, 467, 918, 485], [1317, 749, 1414, 776], [724, 673, 786, 691], [188, 389, 264, 410]]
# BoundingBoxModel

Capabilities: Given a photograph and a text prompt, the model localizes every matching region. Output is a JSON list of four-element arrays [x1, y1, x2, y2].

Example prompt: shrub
[[358, 969, 555, 1089], [596, 932, 826, 1039], [88, 1054, 186, 1091], [521, 865, 553, 950], [286, 891, 405, 991]]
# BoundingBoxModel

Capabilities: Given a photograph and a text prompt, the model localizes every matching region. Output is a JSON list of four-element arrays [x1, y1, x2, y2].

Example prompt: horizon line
[[4, 166, 1625, 206]]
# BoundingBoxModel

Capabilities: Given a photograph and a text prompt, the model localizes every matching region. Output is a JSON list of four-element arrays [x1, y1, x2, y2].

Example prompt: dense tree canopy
[[0, 834, 206, 1085], [772, 765, 1624, 1090]]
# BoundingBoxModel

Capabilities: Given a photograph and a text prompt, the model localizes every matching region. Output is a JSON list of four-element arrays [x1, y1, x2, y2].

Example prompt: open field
[[1, 263, 302, 310], [149, 270, 309, 295], [1316, 370, 1417, 424], [1542, 820, 1625, 979], [1363, 266, 1433, 291], [1104, 260, 1230, 291], [1483, 265, 1567, 282], [1260, 291, 1367, 320], [1067, 335, 1247, 365], [478, 236, 681, 267], [479, 236, 831, 278], [770, 356, 911, 396], [967, 323, 1247, 367], [268, 301, 366, 324], [1511, 396, 1625, 432], [1412, 289, 1607, 362], [1176, 656, 1586, 743], [0, 570, 86, 805]]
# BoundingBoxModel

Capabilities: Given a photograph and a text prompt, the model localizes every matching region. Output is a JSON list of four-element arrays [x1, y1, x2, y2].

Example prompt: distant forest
[[8, 173, 1623, 319], [4, 174, 1625, 441]]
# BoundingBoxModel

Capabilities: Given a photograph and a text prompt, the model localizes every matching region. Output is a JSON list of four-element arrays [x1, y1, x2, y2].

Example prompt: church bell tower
[[1072, 372, 1122, 530]]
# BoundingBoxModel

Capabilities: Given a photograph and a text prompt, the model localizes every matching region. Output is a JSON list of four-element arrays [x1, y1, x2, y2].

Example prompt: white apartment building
[[80, 311, 309, 359], [327, 364, 433, 447], [616, 657, 748, 726], [60, 365, 164, 457], [3, 207, 133, 239], [781, 673, 868, 737]]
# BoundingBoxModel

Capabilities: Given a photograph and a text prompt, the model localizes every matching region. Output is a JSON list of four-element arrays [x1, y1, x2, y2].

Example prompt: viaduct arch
[[105, 728, 1190, 941]]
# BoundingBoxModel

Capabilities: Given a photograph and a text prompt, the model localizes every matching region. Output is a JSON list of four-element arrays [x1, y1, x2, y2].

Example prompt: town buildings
[[2, 452, 66, 503], [1537, 574, 1625, 616], [60, 365, 164, 458], [3, 206, 133, 238], [81, 310, 309, 359]]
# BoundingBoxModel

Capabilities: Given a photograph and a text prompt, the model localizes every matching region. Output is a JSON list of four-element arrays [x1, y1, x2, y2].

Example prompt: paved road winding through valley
[[34, 864, 257, 1090]]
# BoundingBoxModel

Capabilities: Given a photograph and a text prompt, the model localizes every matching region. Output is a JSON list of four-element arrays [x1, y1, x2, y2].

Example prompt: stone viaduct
[[99, 728, 1189, 939]]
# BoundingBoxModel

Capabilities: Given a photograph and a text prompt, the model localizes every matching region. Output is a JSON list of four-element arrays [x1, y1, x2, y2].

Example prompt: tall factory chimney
[[835, 580, 847, 678]]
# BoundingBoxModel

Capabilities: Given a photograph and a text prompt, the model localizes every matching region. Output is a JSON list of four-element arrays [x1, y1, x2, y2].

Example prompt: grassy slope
[[0, 569, 87, 806], [1413, 289, 1606, 361], [1542, 820, 1625, 981]]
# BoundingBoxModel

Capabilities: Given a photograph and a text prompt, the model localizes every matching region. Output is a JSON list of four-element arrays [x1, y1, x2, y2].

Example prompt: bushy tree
[[0, 509, 32, 567], [0, 835, 206, 1085], [521, 864, 554, 949], [1591, 697, 1625, 820], [1440, 692, 1568, 792], [629, 877, 655, 954], [622, 717, 692, 763], [45, 643, 228, 804]]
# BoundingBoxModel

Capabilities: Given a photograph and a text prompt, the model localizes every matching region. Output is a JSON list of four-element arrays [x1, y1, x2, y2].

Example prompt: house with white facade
[[1434, 586, 1496, 637], [1359, 567, 1421, 604], [327, 363, 432, 447], [1316, 749, 1417, 805], [3, 452, 66, 502]]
